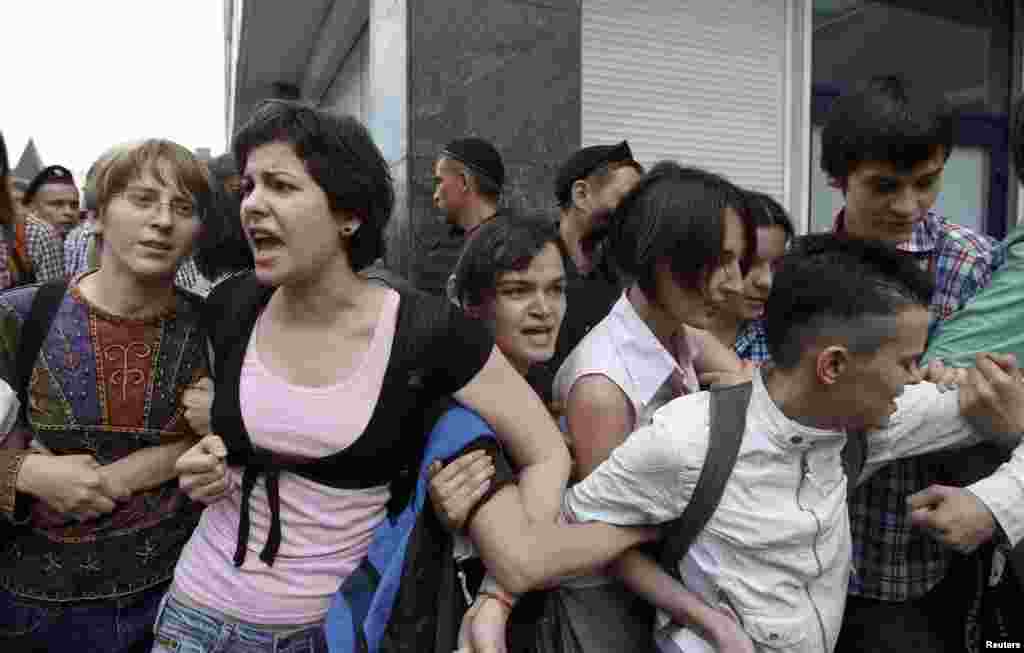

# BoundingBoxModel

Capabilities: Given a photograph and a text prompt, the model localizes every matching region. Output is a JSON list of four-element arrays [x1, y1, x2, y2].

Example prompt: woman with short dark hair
[[707, 189, 794, 365], [549, 162, 759, 652], [160, 102, 650, 653]]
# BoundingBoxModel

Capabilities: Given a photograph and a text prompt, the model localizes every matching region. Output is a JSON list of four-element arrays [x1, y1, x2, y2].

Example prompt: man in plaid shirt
[[825, 76, 1004, 653], [739, 76, 1003, 651]]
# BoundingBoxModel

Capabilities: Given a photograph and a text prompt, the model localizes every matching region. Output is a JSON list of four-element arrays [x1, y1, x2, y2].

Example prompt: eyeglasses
[[119, 189, 196, 219]]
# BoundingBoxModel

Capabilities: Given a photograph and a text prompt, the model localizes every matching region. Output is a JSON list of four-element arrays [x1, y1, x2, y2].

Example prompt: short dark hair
[[605, 162, 754, 298], [453, 212, 563, 309], [232, 99, 394, 271], [821, 75, 954, 181], [1011, 92, 1024, 186], [766, 233, 934, 369], [744, 190, 794, 240], [194, 152, 253, 280]]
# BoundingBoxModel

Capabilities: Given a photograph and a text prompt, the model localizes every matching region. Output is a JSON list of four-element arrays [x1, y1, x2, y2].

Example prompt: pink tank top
[[172, 290, 400, 624]]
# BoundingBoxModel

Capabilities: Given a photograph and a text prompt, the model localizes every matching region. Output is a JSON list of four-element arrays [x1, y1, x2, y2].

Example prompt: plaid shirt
[[63, 220, 95, 278], [734, 319, 771, 364], [842, 209, 1001, 601], [61, 220, 210, 295], [736, 210, 1003, 600], [25, 215, 64, 283]]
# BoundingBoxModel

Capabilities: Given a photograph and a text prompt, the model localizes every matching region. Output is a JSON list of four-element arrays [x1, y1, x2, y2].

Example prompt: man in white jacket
[[563, 234, 1024, 653]]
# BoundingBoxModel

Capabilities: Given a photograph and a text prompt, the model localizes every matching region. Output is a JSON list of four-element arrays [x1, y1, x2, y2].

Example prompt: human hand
[[457, 594, 511, 653], [908, 484, 997, 554], [183, 377, 214, 436], [17, 453, 130, 522], [427, 449, 494, 533], [959, 353, 1024, 441], [920, 358, 968, 390], [175, 435, 230, 504], [707, 604, 755, 653]]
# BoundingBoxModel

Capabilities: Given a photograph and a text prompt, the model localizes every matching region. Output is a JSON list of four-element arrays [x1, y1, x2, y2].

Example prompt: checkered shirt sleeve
[[25, 216, 64, 282], [63, 223, 95, 278], [733, 319, 771, 365], [174, 256, 211, 296]]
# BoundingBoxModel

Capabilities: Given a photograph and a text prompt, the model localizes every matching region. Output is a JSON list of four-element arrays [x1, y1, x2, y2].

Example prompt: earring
[[342, 225, 357, 236]]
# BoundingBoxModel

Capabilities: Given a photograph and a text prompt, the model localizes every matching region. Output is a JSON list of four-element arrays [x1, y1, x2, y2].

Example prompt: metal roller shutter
[[582, 0, 806, 215]]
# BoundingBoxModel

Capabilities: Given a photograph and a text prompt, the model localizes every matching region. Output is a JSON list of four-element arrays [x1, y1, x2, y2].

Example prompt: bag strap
[[659, 382, 752, 577], [16, 281, 68, 426], [841, 430, 867, 486], [658, 382, 869, 578]]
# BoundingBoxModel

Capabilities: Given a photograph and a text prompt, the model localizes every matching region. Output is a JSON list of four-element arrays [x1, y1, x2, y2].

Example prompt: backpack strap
[[659, 382, 752, 577], [16, 281, 68, 426], [841, 430, 868, 486]]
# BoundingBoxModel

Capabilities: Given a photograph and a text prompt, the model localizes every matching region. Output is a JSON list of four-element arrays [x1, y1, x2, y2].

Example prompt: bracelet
[[477, 590, 516, 611], [477, 573, 519, 609]]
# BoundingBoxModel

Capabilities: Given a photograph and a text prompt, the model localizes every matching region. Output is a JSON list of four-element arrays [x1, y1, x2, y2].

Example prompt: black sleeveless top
[[202, 273, 494, 566]]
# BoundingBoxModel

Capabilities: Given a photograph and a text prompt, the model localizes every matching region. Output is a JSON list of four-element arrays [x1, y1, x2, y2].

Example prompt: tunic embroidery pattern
[[0, 279, 207, 602]]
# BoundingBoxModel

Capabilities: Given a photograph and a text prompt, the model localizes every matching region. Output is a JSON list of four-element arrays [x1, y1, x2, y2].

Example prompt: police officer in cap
[[526, 141, 643, 403], [433, 137, 505, 240], [24, 164, 81, 239]]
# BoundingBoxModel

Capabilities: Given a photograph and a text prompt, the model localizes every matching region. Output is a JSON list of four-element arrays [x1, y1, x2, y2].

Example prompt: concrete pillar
[[375, 0, 582, 293]]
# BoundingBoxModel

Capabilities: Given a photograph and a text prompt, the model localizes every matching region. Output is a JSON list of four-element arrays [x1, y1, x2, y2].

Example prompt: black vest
[[204, 274, 456, 567]]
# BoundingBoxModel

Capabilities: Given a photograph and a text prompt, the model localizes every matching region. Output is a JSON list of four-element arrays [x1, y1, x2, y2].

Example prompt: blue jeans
[[151, 593, 328, 653], [0, 582, 167, 652]]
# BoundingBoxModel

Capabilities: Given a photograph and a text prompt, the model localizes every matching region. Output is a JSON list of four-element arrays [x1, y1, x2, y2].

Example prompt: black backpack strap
[[659, 382, 752, 577], [841, 430, 868, 486], [16, 281, 68, 426]]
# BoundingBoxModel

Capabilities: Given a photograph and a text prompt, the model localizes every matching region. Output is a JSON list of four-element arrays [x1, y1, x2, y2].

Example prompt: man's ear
[[572, 179, 594, 212], [816, 345, 851, 385]]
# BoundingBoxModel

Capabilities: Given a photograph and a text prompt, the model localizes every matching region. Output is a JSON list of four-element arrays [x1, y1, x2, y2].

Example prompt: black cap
[[441, 137, 505, 189], [24, 165, 77, 204], [555, 141, 637, 207]]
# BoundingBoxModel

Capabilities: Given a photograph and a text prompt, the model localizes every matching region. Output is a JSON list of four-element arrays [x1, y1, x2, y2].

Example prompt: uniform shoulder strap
[[659, 382, 752, 577], [16, 281, 68, 426]]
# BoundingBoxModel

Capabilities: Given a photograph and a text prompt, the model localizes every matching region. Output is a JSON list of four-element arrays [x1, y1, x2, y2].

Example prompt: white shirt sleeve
[[968, 445, 1024, 547], [564, 394, 707, 526], [860, 382, 980, 484]]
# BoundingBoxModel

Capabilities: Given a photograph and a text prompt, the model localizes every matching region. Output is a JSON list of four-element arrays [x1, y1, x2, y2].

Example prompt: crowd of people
[[2, 74, 1024, 653]]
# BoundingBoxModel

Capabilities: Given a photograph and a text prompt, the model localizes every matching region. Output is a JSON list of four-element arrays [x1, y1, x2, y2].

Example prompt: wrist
[[478, 573, 519, 608], [477, 590, 515, 612], [14, 453, 44, 496]]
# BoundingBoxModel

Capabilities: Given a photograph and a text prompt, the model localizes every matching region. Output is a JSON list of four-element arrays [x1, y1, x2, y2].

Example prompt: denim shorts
[[151, 593, 328, 653]]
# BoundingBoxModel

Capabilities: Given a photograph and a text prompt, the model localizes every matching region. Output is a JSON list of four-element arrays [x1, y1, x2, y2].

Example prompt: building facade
[[225, 0, 1024, 294]]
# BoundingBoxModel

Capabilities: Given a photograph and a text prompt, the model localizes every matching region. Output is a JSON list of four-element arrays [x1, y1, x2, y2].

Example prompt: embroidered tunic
[[0, 278, 206, 602]]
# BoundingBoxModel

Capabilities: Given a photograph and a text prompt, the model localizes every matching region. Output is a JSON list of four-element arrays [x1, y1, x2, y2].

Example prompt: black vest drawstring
[[233, 456, 284, 568]]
